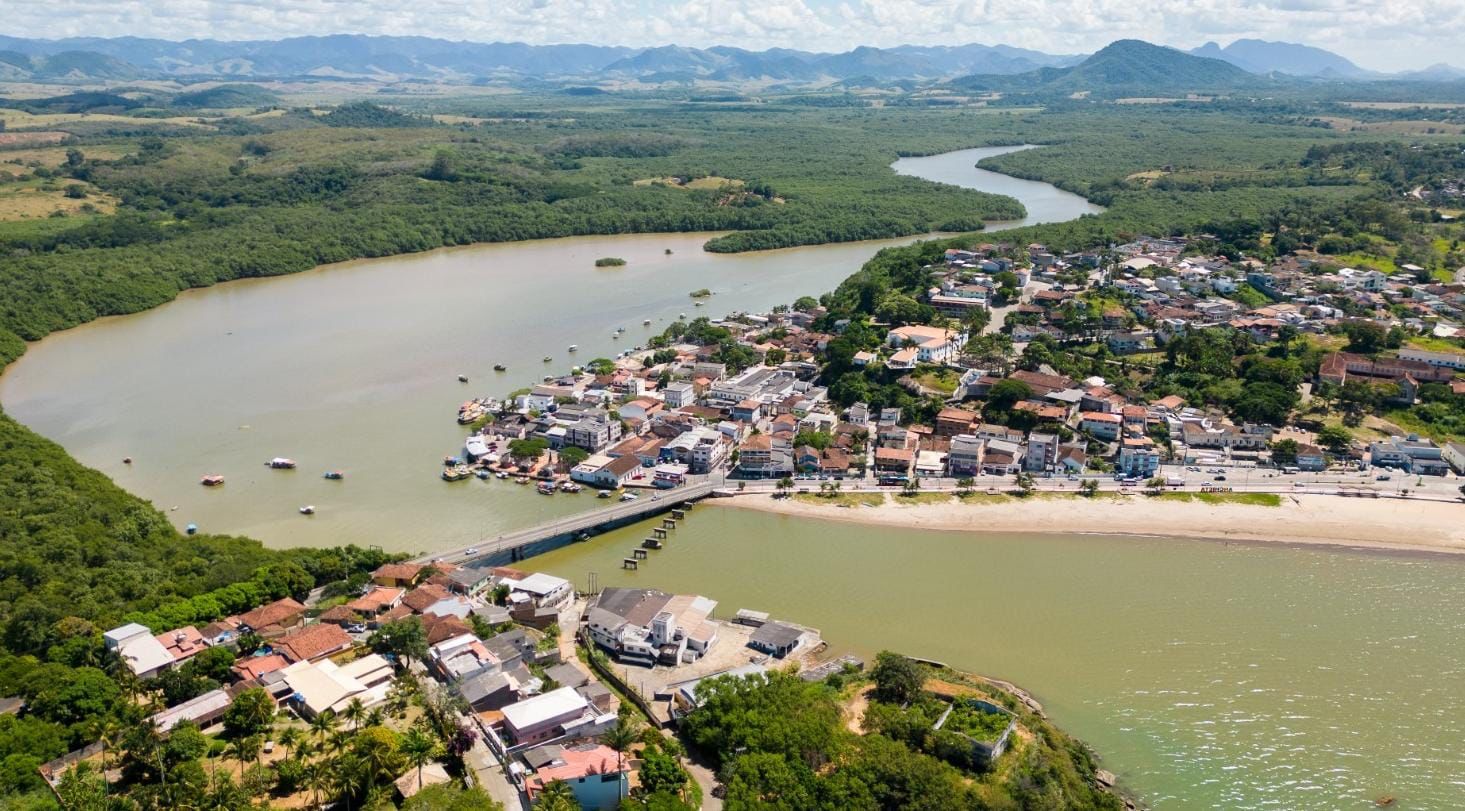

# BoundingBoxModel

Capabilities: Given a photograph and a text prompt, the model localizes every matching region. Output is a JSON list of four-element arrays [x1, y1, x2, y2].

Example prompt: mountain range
[[0, 33, 1457, 88]]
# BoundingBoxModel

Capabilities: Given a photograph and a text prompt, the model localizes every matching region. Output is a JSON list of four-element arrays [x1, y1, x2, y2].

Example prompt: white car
[[464, 547, 479, 555]]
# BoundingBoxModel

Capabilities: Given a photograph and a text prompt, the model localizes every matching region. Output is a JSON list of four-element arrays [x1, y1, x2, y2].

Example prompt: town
[[443, 234, 1465, 516]]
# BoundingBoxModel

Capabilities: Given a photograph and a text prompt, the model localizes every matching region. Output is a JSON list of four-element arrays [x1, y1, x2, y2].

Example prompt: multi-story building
[[947, 434, 984, 476], [1024, 432, 1059, 472]]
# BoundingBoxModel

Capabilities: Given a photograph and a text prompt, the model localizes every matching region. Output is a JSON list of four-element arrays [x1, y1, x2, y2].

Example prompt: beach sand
[[713, 492, 1465, 556]]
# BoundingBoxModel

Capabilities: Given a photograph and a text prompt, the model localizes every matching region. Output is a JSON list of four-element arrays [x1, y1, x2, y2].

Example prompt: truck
[[1165, 476, 1185, 487]]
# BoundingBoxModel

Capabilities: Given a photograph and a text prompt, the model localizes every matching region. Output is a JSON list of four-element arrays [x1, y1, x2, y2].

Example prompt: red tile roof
[[275, 623, 353, 663]]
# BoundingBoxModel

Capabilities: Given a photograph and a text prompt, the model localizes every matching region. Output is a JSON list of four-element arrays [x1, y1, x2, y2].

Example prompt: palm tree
[[341, 697, 366, 731], [224, 735, 261, 778], [600, 718, 640, 801], [306, 760, 332, 809], [309, 710, 339, 743], [277, 727, 302, 761], [398, 726, 441, 794], [536, 779, 579, 811]]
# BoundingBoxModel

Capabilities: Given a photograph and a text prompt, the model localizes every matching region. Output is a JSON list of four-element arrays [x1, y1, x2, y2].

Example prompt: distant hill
[[0, 49, 144, 82], [955, 40, 1266, 96], [171, 84, 281, 109], [1191, 39, 1372, 78], [1399, 63, 1465, 81]]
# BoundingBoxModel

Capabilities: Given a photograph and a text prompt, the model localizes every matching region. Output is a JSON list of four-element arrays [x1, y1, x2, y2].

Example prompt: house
[[507, 572, 574, 611], [458, 667, 533, 712], [874, 447, 914, 474], [935, 407, 979, 437], [501, 686, 594, 746], [275, 623, 354, 663], [157, 626, 210, 667], [280, 654, 394, 719], [661, 382, 695, 409], [235, 598, 307, 637], [346, 587, 405, 618], [736, 434, 793, 478], [885, 325, 968, 363], [1078, 412, 1122, 442], [981, 439, 1023, 475], [371, 563, 425, 588], [104, 624, 176, 679], [946, 434, 984, 476], [1318, 351, 1452, 403], [747, 622, 817, 659], [523, 743, 630, 810], [1295, 444, 1327, 472], [585, 588, 719, 667], [150, 688, 234, 734], [1369, 435, 1450, 475], [232, 653, 290, 682]]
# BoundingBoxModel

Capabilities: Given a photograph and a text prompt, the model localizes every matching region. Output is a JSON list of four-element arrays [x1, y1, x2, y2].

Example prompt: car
[[464, 546, 479, 555], [1293, 482, 1306, 487], [1376, 474, 1392, 481], [1214, 474, 1227, 481], [346, 623, 368, 634]]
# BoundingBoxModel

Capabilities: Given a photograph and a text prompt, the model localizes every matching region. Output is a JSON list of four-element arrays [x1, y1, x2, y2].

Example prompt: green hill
[[957, 39, 1269, 97], [172, 84, 281, 109]]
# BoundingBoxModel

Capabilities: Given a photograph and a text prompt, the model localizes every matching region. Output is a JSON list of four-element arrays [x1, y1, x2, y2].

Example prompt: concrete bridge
[[412, 481, 720, 566]]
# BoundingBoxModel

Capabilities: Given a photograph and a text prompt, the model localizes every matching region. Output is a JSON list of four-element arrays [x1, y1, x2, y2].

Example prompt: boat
[[515, 476, 530, 485], [323, 471, 344, 480], [493, 364, 507, 372], [458, 374, 469, 383], [643, 319, 652, 325], [612, 333, 620, 340], [299, 505, 316, 515], [560, 481, 583, 493], [475, 469, 490, 480], [123, 456, 133, 464], [443, 455, 463, 467], [186, 523, 198, 534], [495, 471, 510, 479], [536, 481, 557, 495], [442, 465, 472, 482], [268, 457, 297, 469], [695, 300, 704, 306], [616, 326, 626, 333], [542, 356, 553, 363], [200, 475, 225, 487], [568, 344, 578, 352]]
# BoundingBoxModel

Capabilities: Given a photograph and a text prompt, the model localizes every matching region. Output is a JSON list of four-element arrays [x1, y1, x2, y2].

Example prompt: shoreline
[[711, 492, 1465, 558]]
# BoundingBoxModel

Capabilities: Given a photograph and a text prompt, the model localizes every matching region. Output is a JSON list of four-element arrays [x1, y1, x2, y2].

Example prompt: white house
[[885, 325, 967, 364]]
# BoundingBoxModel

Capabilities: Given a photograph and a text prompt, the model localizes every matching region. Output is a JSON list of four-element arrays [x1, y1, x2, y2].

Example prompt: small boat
[[475, 469, 491, 480], [679, 312, 686, 318], [643, 319, 652, 325], [493, 364, 507, 372], [612, 333, 620, 340], [495, 471, 509, 479], [542, 356, 553, 363], [560, 481, 583, 493], [444, 455, 463, 467], [268, 458, 297, 470], [695, 301, 704, 307], [568, 345, 578, 352], [123, 456, 133, 465], [186, 523, 198, 535], [200, 475, 225, 487], [536, 481, 556, 495], [616, 326, 625, 333], [299, 505, 316, 515], [458, 374, 469, 383], [515, 476, 530, 485], [442, 466, 472, 482], [323, 470, 344, 480]]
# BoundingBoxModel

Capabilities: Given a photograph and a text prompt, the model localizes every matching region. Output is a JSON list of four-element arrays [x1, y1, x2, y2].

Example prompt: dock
[[411, 483, 715, 566]]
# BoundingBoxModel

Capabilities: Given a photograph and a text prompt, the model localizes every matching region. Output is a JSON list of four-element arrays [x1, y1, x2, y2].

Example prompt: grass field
[[0, 109, 213, 129], [793, 491, 886, 507], [1152, 492, 1282, 507], [0, 144, 131, 168], [0, 179, 117, 220], [893, 492, 955, 505]]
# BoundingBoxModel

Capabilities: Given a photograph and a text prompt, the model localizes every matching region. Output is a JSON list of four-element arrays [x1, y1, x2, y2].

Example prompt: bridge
[[412, 481, 721, 566]]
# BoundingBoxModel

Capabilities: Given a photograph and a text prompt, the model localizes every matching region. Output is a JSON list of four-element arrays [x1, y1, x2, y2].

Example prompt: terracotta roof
[[318, 605, 361, 624], [232, 653, 289, 681], [372, 563, 424, 583], [423, 614, 475, 646], [403, 584, 454, 613], [236, 598, 305, 632], [275, 623, 353, 663]]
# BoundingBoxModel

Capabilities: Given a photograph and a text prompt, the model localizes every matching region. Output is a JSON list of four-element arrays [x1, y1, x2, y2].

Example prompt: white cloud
[[7, 0, 1464, 71]]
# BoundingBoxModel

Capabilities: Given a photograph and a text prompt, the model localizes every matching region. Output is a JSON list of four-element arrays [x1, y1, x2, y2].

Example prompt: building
[[523, 743, 630, 810], [1397, 348, 1465, 371], [747, 622, 817, 659], [1118, 437, 1162, 477], [569, 454, 643, 489], [275, 623, 354, 663], [736, 434, 793, 478], [935, 407, 979, 437], [506, 572, 574, 611], [235, 597, 307, 637], [1318, 351, 1453, 403], [1295, 444, 1327, 472], [149, 688, 234, 734], [1369, 435, 1450, 475], [1024, 432, 1059, 472], [585, 588, 718, 667], [885, 325, 967, 364], [501, 686, 594, 746], [946, 434, 983, 476], [1443, 441, 1465, 475], [280, 654, 394, 719], [1078, 412, 1122, 441], [104, 624, 177, 679], [662, 381, 695, 409], [371, 563, 424, 588]]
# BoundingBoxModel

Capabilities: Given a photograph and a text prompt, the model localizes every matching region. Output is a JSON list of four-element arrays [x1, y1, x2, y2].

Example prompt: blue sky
[[12, 0, 1464, 72]]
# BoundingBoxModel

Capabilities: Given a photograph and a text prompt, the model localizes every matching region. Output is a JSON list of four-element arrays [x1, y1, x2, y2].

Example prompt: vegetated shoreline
[[714, 492, 1465, 558]]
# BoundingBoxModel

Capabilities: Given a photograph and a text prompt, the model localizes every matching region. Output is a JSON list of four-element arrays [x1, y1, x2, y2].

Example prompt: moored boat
[[475, 469, 490, 480], [542, 355, 553, 363], [323, 470, 344, 480], [299, 505, 316, 515], [442, 465, 472, 482], [515, 476, 530, 485], [268, 457, 297, 469], [495, 471, 510, 479], [493, 364, 507, 371], [536, 481, 556, 495], [458, 374, 469, 383], [568, 344, 578, 352], [200, 475, 225, 487], [560, 481, 583, 493]]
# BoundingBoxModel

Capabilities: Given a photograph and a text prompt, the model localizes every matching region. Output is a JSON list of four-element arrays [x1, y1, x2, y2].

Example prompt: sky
[[10, 0, 1465, 73]]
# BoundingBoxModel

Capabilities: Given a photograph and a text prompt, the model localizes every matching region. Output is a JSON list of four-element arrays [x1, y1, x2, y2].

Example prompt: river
[[0, 144, 1092, 551], [6, 146, 1460, 808]]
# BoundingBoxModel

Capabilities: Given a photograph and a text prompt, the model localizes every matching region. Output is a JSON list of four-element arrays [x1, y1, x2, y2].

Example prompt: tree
[[1340, 320, 1387, 354], [986, 378, 1033, 412], [56, 762, 109, 810], [508, 437, 549, 463], [402, 784, 505, 810], [371, 617, 428, 667], [423, 150, 457, 181], [1079, 478, 1099, 497], [1316, 425, 1353, 454], [871, 651, 927, 704], [342, 697, 367, 731], [536, 779, 580, 810], [601, 709, 642, 801], [1271, 438, 1300, 466], [721, 752, 818, 810], [559, 446, 589, 468], [399, 725, 442, 794], [955, 476, 975, 494], [765, 347, 787, 365], [64, 184, 88, 199], [586, 357, 617, 375], [223, 688, 275, 739], [637, 743, 693, 799], [793, 295, 819, 312], [1145, 476, 1167, 494]]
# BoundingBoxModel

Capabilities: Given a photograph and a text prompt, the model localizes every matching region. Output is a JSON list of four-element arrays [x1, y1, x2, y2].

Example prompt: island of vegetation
[[594, 257, 627, 267]]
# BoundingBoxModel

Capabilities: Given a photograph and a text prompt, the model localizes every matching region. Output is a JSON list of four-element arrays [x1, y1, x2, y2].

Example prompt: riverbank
[[715, 491, 1465, 556]]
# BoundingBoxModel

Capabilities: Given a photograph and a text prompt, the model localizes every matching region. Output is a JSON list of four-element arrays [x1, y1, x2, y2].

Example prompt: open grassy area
[[955, 491, 1014, 503], [893, 492, 955, 505], [793, 491, 886, 507], [0, 178, 117, 220], [0, 144, 131, 168], [910, 367, 961, 395], [1152, 492, 1282, 507], [1406, 335, 1465, 353]]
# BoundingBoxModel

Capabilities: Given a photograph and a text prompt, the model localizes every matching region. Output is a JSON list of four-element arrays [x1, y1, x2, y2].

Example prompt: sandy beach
[[713, 492, 1465, 556]]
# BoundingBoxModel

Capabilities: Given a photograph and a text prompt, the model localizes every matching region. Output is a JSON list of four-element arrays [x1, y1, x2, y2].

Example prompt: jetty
[[411, 481, 717, 566]]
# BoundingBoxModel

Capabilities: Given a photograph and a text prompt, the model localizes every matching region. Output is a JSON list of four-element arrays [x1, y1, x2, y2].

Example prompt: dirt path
[[844, 685, 874, 734]]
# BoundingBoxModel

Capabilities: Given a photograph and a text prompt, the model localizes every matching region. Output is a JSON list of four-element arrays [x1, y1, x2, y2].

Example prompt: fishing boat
[[695, 300, 704, 307], [568, 344, 578, 352], [542, 355, 553, 363], [186, 523, 198, 534], [495, 471, 510, 479], [200, 475, 225, 487], [268, 457, 297, 469], [560, 481, 583, 493], [612, 333, 620, 340], [515, 476, 530, 485], [323, 471, 344, 480], [443, 455, 463, 467], [442, 465, 472, 482], [616, 326, 626, 333], [299, 505, 316, 515], [474, 469, 490, 480], [123, 456, 133, 464], [536, 481, 557, 495], [493, 364, 507, 372]]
